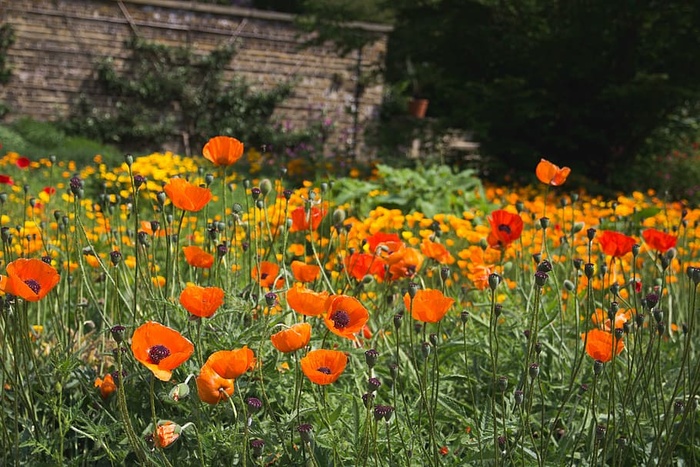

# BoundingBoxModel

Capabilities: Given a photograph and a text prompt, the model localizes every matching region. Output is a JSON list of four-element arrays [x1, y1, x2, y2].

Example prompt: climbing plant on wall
[[65, 37, 295, 154]]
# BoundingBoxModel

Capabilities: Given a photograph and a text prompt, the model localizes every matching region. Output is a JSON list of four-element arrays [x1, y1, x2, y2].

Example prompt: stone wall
[[0, 0, 390, 155]]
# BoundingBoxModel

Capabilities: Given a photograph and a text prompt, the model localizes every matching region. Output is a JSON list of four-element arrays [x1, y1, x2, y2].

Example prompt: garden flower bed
[[0, 138, 698, 465]]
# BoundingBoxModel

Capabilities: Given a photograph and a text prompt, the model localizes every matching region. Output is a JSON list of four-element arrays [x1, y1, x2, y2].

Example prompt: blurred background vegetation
[[1, 0, 700, 203]]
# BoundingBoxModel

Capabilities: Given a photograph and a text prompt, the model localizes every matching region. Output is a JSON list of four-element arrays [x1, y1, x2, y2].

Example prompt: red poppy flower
[[252, 261, 283, 289], [598, 231, 637, 257], [404, 288, 455, 323], [43, 186, 57, 195], [286, 283, 330, 317], [487, 210, 524, 249], [270, 322, 312, 353], [163, 177, 212, 212], [536, 158, 571, 186], [345, 252, 387, 281], [179, 285, 225, 318], [642, 228, 677, 253], [420, 239, 455, 265], [131, 321, 194, 381], [290, 206, 326, 232], [196, 364, 234, 404], [291, 260, 321, 283], [583, 329, 624, 362], [323, 295, 369, 340], [183, 245, 214, 269], [16, 157, 31, 169], [94, 374, 117, 399], [202, 136, 244, 167], [300, 349, 348, 385], [0, 175, 13, 185], [1, 258, 60, 302]]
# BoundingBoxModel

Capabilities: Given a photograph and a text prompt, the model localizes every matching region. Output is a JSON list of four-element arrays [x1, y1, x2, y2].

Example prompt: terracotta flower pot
[[408, 98, 429, 118]]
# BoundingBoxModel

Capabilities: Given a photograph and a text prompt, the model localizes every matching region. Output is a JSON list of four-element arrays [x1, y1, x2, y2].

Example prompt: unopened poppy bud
[[623, 321, 631, 334], [534, 342, 542, 354], [657, 322, 666, 336], [635, 313, 644, 327], [255, 199, 264, 210], [365, 349, 378, 369], [665, 248, 677, 260], [584, 263, 595, 278], [137, 231, 149, 247], [660, 255, 670, 271], [124, 154, 134, 166], [243, 179, 251, 189], [515, 201, 524, 213], [204, 173, 214, 186], [573, 258, 583, 270], [265, 292, 277, 306], [332, 208, 346, 224], [251, 187, 261, 200], [617, 436, 627, 449], [610, 283, 620, 296], [460, 310, 470, 324], [563, 280, 575, 291], [646, 293, 659, 309], [609, 301, 619, 316], [488, 273, 502, 291], [532, 253, 542, 264], [572, 222, 584, 233], [614, 328, 624, 340], [168, 382, 190, 402], [600, 264, 608, 276], [653, 309, 663, 323], [29, 197, 36, 208], [156, 191, 167, 206], [429, 333, 438, 346], [498, 376, 508, 392], [362, 392, 375, 408], [133, 175, 146, 189], [529, 363, 540, 379], [539, 217, 550, 229], [154, 420, 183, 449], [282, 189, 292, 200], [389, 363, 398, 381], [407, 282, 419, 299], [421, 342, 431, 359], [494, 304, 503, 318], [320, 182, 328, 193], [559, 197, 568, 207], [259, 178, 272, 196], [674, 399, 685, 416], [593, 360, 604, 376]]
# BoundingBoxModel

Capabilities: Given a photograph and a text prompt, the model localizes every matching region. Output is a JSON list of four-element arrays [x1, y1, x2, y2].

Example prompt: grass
[[0, 141, 697, 466]]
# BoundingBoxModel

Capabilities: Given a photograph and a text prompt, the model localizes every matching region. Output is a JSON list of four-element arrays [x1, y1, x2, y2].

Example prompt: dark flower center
[[331, 310, 350, 330], [148, 345, 171, 364], [498, 224, 512, 234], [261, 273, 269, 280], [317, 367, 332, 375], [24, 279, 41, 295]]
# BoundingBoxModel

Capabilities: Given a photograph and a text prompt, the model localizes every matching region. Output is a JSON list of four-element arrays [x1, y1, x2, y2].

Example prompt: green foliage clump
[[65, 37, 295, 155], [0, 23, 16, 117], [333, 163, 487, 217]]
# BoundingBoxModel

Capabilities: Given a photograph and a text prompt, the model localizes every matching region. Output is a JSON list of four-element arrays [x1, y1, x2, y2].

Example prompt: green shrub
[[10, 117, 65, 149]]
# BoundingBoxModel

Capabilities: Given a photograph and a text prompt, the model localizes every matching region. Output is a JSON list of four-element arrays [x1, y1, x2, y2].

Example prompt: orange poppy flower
[[591, 308, 632, 331], [202, 135, 244, 167], [583, 329, 624, 362], [487, 210, 524, 249], [131, 321, 194, 381], [598, 230, 637, 258], [179, 285, 225, 318], [286, 283, 330, 317], [345, 252, 387, 281], [183, 245, 214, 269], [323, 295, 369, 340], [404, 288, 455, 323], [270, 322, 312, 353], [386, 247, 424, 280], [155, 420, 182, 449], [252, 261, 283, 289], [642, 228, 677, 253], [163, 177, 212, 212], [420, 239, 455, 265], [290, 206, 326, 232], [300, 349, 348, 385], [204, 346, 256, 379], [1, 258, 60, 302], [366, 232, 402, 253], [94, 373, 117, 399], [196, 364, 235, 404], [536, 158, 571, 186], [291, 260, 321, 283]]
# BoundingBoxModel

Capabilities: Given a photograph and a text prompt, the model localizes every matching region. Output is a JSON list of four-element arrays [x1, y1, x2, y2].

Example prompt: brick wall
[[0, 0, 390, 155]]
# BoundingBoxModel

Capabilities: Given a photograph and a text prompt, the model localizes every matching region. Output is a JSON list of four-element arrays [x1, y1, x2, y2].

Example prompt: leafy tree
[[0, 23, 16, 117], [386, 0, 700, 186]]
